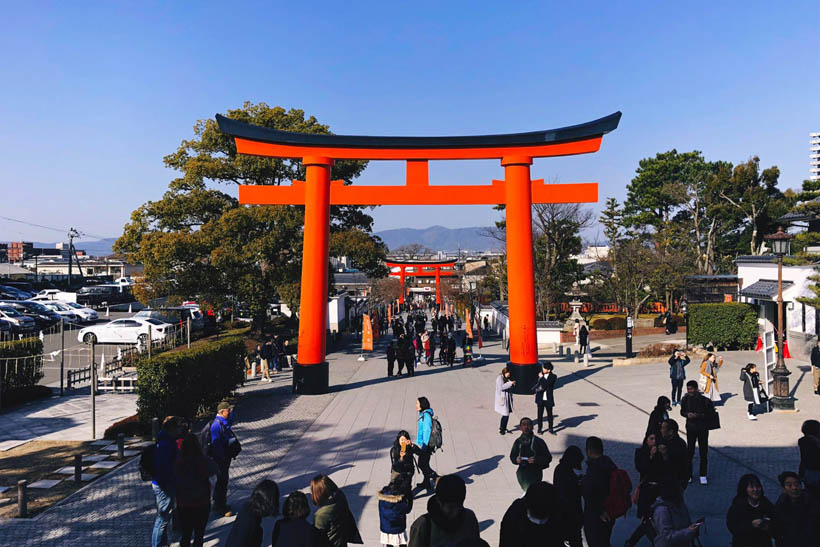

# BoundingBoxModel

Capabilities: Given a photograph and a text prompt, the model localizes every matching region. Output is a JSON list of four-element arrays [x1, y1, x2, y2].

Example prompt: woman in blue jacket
[[415, 397, 438, 493]]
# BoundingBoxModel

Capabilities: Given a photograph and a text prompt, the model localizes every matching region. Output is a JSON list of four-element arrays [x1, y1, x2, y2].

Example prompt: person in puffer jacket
[[651, 480, 701, 547], [378, 476, 413, 547]]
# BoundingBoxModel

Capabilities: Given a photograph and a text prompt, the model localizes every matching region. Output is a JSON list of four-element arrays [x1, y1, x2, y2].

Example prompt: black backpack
[[139, 444, 156, 481], [198, 420, 214, 457], [428, 415, 444, 453]]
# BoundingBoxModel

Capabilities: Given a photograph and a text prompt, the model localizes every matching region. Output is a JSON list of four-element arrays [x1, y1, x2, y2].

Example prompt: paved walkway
[[0, 390, 137, 451], [1, 323, 817, 546]]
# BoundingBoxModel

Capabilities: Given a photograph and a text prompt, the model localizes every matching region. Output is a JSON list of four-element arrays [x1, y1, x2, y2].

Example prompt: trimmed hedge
[[590, 316, 628, 330], [136, 332, 246, 423], [0, 338, 44, 401], [689, 303, 758, 350]]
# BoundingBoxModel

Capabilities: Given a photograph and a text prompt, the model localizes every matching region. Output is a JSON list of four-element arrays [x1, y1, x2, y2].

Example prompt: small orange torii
[[216, 112, 621, 394]]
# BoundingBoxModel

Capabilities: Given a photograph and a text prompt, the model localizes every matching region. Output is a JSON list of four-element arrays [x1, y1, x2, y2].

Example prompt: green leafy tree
[[719, 156, 783, 255], [115, 102, 385, 331], [532, 203, 592, 319]]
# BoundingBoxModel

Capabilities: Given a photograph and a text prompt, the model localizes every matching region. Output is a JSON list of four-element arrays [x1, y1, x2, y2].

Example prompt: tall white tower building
[[812, 132, 820, 181]]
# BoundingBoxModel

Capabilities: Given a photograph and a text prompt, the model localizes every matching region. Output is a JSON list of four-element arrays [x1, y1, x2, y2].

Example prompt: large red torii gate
[[385, 259, 456, 305], [217, 112, 621, 394]]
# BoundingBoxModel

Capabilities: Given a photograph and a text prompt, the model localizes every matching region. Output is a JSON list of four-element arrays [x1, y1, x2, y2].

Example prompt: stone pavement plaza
[[1, 328, 817, 546]]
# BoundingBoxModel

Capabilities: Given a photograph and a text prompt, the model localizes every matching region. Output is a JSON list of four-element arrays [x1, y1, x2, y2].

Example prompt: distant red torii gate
[[385, 259, 456, 305], [217, 111, 621, 394]]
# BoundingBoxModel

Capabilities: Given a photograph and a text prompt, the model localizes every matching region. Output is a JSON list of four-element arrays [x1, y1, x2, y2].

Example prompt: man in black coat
[[499, 481, 567, 547], [400, 335, 416, 377], [509, 417, 552, 492], [386, 341, 397, 377], [446, 335, 457, 367], [532, 361, 557, 434], [581, 436, 617, 547], [680, 380, 715, 485]]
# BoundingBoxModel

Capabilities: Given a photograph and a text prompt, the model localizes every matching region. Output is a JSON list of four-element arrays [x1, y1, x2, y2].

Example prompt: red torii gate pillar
[[216, 111, 620, 394]]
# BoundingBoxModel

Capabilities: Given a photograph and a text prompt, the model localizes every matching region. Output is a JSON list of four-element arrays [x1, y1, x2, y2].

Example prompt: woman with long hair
[[389, 430, 415, 492], [699, 352, 723, 404], [311, 474, 362, 547], [726, 473, 775, 547], [174, 433, 214, 547], [625, 433, 666, 546], [226, 479, 280, 547], [272, 491, 325, 547]]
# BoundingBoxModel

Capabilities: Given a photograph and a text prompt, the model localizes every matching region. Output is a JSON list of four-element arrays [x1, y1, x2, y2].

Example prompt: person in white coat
[[495, 367, 516, 435]]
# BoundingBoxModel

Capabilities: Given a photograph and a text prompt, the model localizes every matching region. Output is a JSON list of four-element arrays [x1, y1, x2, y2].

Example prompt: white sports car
[[77, 317, 170, 345]]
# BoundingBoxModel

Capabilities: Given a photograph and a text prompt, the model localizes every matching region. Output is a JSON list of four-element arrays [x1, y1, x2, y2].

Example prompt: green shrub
[[590, 318, 609, 330], [136, 332, 246, 424], [607, 316, 627, 330], [0, 338, 44, 398], [689, 303, 758, 350]]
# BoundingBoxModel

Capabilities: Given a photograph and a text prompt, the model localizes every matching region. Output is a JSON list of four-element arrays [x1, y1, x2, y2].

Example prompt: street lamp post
[[764, 226, 795, 411], [680, 299, 688, 350]]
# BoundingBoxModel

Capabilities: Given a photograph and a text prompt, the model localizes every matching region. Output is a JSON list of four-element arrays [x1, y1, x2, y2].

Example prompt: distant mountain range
[[7, 226, 499, 259], [374, 226, 501, 252]]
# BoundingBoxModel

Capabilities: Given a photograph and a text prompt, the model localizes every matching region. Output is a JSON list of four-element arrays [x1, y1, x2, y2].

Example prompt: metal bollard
[[17, 480, 27, 518], [117, 433, 125, 460], [583, 353, 590, 367], [74, 454, 83, 482], [152, 418, 159, 442], [574, 351, 579, 365]]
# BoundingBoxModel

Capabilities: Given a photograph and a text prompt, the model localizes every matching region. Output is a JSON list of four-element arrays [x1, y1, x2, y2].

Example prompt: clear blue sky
[[2, 1, 818, 244]]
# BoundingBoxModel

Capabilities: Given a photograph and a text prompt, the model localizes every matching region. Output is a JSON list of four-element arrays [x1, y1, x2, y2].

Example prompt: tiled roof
[[739, 279, 794, 299]]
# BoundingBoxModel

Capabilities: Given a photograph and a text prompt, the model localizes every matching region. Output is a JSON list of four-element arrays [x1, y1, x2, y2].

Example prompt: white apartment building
[[811, 132, 820, 181]]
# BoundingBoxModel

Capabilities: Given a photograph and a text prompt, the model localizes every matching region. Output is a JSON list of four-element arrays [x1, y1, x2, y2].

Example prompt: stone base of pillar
[[771, 396, 795, 411], [508, 362, 539, 395], [293, 362, 329, 395]]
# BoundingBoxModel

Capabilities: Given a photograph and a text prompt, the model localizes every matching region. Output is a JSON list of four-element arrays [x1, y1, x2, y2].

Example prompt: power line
[[0, 215, 109, 240]]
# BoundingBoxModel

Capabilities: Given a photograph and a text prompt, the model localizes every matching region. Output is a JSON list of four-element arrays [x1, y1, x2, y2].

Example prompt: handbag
[[706, 410, 721, 430], [698, 374, 709, 392]]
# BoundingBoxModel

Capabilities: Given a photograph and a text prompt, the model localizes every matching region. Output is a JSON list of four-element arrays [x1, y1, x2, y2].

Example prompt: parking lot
[[36, 311, 139, 388]]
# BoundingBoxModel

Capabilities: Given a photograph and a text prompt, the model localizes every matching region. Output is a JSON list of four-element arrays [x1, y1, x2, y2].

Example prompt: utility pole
[[67, 227, 79, 290]]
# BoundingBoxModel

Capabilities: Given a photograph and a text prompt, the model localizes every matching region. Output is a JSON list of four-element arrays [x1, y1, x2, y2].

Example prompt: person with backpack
[[174, 433, 216, 547], [272, 491, 326, 547], [580, 436, 620, 547], [651, 479, 701, 547], [407, 474, 482, 547], [415, 397, 439, 494], [151, 416, 181, 547], [209, 401, 241, 516], [509, 417, 552, 492], [311, 474, 363, 547], [225, 479, 280, 547]]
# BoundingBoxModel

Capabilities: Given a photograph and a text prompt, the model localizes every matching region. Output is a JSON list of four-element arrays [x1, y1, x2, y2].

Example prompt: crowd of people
[[144, 309, 820, 546]]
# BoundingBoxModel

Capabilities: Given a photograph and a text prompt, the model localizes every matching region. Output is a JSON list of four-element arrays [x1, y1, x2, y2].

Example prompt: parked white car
[[77, 317, 170, 345], [63, 301, 99, 323], [38, 301, 82, 324], [31, 289, 77, 303]]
